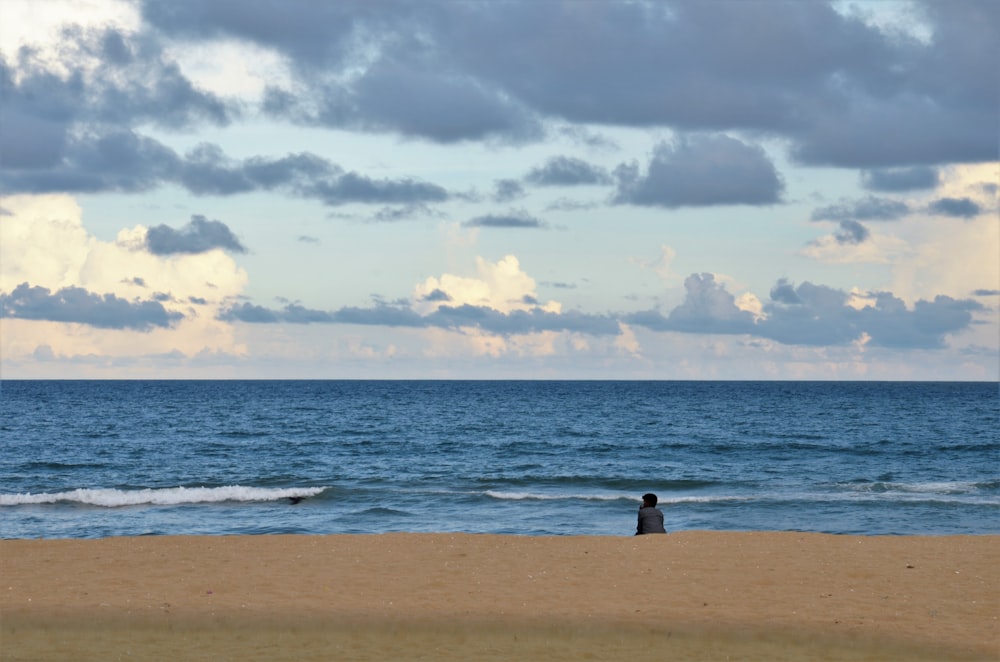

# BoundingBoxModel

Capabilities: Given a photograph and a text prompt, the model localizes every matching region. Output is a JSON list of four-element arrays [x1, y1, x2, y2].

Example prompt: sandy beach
[[2, 532, 997, 660]]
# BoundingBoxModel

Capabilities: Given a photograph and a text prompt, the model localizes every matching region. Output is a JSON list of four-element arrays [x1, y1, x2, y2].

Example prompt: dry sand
[[1, 532, 997, 661]]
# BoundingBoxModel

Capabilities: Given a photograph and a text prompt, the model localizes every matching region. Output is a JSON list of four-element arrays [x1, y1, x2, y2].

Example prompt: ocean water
[[1, 380, 997, 539]]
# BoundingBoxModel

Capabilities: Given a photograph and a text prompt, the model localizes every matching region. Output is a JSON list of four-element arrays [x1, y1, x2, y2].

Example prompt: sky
[[1, 0, 997, 380]]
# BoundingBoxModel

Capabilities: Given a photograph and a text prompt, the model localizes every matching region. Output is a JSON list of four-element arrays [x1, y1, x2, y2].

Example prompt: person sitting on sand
[[636, 493, 666, 535]]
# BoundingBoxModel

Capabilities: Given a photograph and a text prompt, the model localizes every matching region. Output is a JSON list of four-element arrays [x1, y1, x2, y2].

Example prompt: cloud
[[811, 195, 910, 222], [421, 288, 451, 303], [834, 220, 870, 245], [1, 128, 183, 194], [524, 156, 612, 186], [344, 61, 543, 143], [0, 0, 994, 212], [217, 302, 281, 323], [613, 135, 783, 208], [927, 197, 981, 218], [1, 282, 182, 330], [370, 203, 438, 223], [145, 215, 246, 255], [492, 179, 525, 202], [0, 25, 230, 174], [219, 300, 620, 338], [4, 1, 996, 209], [626, 273, 757, 334], [216, 258, 985, 353], [625, 274, 983, 349], [177, 144, 333, 195], [771, 283, 984, 349], [884, 164, 1000, 308], [412, 255, 558, 315], [141, 1, 996, 167], [544, 198, 601, 212], [860, 167, 939, 192], [1, 129, 450, 207], [305, 172, 448, 206], [220, 254, 617, 338], [0, 193, 248, 363], [463, 212, 546, 229], [177, 143, 448, 205]]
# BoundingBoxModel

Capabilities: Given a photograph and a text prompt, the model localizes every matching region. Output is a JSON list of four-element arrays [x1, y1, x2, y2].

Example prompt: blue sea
[[1, 381, 997, 539]]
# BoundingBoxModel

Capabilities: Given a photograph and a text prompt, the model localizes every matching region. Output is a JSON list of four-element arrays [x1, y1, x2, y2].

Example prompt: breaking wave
[[0, 486, 329, 507]]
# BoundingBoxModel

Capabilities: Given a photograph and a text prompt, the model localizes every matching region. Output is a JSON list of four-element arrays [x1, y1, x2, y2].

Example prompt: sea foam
[[0, 486, 328, 507]]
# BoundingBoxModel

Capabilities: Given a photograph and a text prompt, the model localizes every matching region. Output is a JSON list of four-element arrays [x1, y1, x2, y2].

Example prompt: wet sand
[[2, 532, 997, 660]]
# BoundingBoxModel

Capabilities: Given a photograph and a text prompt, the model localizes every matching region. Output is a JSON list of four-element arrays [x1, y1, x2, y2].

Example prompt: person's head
[[642, 493, 658, 508]]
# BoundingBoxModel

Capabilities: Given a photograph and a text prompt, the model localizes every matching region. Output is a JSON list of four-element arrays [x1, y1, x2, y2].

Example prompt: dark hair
[[642, 493, 658, 506]]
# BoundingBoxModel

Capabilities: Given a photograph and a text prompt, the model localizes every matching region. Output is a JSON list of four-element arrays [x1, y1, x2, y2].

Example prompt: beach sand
[[2, 532, 996, 661]]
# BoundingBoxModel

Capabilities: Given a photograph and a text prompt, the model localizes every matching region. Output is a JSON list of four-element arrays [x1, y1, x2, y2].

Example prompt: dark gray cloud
[[430, 305, 619, 336], [6, 1, 995, 202], [625, 273, 756, 334], [973, 289, 999, 297], [626, 275, 983, 349], [146, 215, 247, 255], [216, 302, 281, 323], [1, 128, 182, 193], [11, 265, 977, 351], [344, 61, 543, 143], [0, 26, 229, 172], [544, 198, 600, 212], [174, 143, 448, 206], [177, 145, 335, 195], [613, 136, 783, 208], [811, 196, 910, 222], [370, 203, 438, 222], [525, 156, 612, 186], [302, 172, 448, 206], [834, 220, 870, 245], [0, 27, 449, 206], [493, 179, 525, 202], [0, 128, 450, 207], [219, 299, 619, 336], [0, 282, 182, 330], [463, 212, 545, 229], [928, 197, 981, 219], [140, 1, 994, 167], [221, 301, 424, 327], [860, 167, 939, 192], [421, 289, 452, 303], [262, 62, 543, 144]]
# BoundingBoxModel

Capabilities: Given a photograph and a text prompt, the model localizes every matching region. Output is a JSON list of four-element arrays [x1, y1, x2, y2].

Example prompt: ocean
[[1, 380, 997, 539]]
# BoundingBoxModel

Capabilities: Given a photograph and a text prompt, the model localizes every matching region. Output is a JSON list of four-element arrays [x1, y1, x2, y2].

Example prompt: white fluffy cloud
[[886, 163, 998, 303], [412, 254, 561, 315], [0, 194, 249, 368], [802, 162, 999, 304]]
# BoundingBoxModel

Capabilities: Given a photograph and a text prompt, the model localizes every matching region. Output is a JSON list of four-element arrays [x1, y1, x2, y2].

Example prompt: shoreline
[[2, 532, 997, 660]]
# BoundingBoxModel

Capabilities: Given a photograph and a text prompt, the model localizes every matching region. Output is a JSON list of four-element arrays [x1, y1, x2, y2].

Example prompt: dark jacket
[[636, 506, 666, 534]]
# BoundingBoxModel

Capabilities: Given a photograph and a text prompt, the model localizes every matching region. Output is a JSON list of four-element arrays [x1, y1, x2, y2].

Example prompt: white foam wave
[[0, 486, 328, 507], [480, 491, 748, 504], [842, 481, 987, 495], [660, 495, 753, 504], [483, 490, 628, 502]]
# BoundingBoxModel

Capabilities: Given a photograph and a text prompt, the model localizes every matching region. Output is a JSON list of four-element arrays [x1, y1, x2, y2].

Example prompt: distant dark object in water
[[288, 496, 305, 504]]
